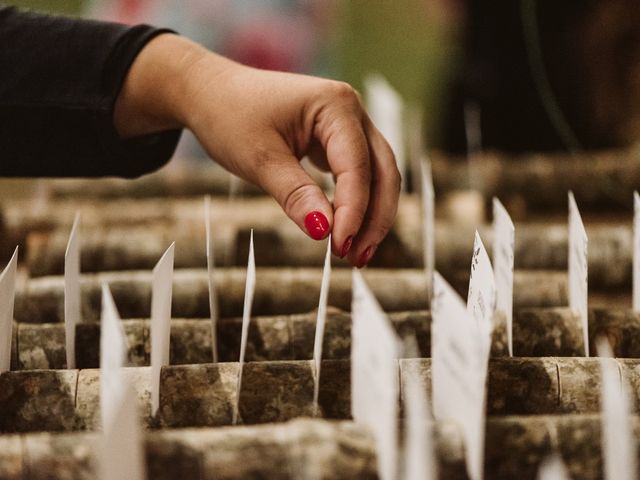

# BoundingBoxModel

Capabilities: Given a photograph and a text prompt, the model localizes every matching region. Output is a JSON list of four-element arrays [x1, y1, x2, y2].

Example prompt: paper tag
[[351, 270, 401, 480], [65, 212, 81, 369], [100, 283, 128, 428], [312, 236, 332, 413], [568, 191, 589, 356], [633, 192, 640, 312], [467, 231, 496, 361], [99, 380, 146, 480], [150, 243, 175, 416], [204, 195, 219, 362], [421, 157, 435, 306], [537, 455, 570, 480], [403, 344, 436, 480], [0, 247, 18, 373], [492, 198, 515, 356], [364, 74, 406, 190], [432, 272, 486, 480], [233, 230, 256, 425], [597, 338, 637, 480], [100, 283, 144, 480]]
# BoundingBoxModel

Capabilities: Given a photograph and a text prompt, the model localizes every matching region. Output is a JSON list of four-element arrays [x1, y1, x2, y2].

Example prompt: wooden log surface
[[14, 307, 640, 370], [431, 148, 640, 214], [2, 357, 640, 432], [13, 268, 568, 324], [2, 414, 640, 480], [12, 196, 636, 292]]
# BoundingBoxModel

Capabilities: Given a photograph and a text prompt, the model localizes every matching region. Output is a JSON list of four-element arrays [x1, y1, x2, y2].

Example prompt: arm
[[0, 6, 181, 177], [114, 34, 401, 266]]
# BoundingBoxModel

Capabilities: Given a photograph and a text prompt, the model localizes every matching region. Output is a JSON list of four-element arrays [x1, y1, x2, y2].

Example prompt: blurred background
[[6, 0, 640, 155]]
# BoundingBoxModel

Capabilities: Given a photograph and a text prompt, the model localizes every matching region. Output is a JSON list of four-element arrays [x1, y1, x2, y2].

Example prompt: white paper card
[[597, 338, 637, 480], [467, 231, 496, 361], [312, 236, 332, 413], [233, 230, 256, 425], [99, 284, 144, 480], [403, 352, 436, 480], [365, 74, 406, 190], [0, 247, 18, 373], [537, 455, 570, 480], [65, 212, 81, 369], [492, 198, 515, 356], [100, 283, 127, 428], [351, 270, 401, 480], [421, 157, 435, 305], [633, 192, 640, 312], [432, 272, 486, 480], [568, 191, 589, 356], [99, 381, 146, 480], [204, 195, 219, 362], [150, 243, 175, 416]]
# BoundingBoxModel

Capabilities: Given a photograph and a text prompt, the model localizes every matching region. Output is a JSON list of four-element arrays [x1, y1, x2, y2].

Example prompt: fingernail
[[304, 211, 330, 240], [357, 245, 377, 268], [340, 236, 353, 258]]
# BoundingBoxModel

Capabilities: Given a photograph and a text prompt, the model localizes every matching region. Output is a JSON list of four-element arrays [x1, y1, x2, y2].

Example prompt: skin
[[114, 34, 401, 267]]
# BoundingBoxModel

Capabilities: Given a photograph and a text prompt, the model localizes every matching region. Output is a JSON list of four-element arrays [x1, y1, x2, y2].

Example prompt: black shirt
[[0, 6, 182, 178]]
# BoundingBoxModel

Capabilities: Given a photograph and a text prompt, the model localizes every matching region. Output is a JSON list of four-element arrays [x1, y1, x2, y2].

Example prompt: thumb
[[255, 148, 333, 241]]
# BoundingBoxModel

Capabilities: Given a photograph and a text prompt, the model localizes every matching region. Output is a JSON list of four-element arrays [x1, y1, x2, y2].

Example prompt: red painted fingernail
[[357, 245, 377, 268], [340, 236, 353, 258], [304, 211, 330, 240]]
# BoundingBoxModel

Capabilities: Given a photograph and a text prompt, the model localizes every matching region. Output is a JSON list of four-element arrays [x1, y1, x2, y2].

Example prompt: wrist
[[114, 34, 208, 138]]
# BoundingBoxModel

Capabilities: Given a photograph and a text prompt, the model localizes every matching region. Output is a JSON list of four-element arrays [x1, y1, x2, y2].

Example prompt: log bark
[[3, 414, 640, 480], [431, 148, 640, 214], [3, 357, 640, 433], [13, 268, 568, 324], [21, 208, 635, 293]]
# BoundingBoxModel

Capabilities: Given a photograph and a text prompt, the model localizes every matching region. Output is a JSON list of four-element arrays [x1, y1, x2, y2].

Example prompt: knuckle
[[327, 81, 359, 104], [283, 182, 316, 216]]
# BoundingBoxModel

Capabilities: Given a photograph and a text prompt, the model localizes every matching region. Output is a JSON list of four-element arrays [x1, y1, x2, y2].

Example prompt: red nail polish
[[304, 211, 330, 240], [340, 236, 353, 258], [357, 245, 376, 268]]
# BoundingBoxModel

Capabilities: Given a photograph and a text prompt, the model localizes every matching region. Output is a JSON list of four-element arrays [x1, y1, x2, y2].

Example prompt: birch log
[[16, 307, 640, 370], [4, 358, 640, 432], [3, 414, 640, 480], [13, 268, 568, 324]]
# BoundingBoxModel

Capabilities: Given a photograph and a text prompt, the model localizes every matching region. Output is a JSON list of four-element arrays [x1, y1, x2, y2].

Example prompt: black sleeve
[[0, 6, 182, 178]]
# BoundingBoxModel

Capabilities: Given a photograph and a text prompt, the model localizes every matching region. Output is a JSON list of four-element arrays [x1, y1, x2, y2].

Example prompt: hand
[[115, 34, 401, 267]]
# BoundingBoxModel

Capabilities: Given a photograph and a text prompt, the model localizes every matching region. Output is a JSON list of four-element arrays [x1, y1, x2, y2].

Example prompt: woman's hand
[[115, 34, 401, 267]]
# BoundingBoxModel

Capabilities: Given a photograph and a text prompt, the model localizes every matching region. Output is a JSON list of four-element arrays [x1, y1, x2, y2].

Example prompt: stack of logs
[[2, 149, 640, 480]]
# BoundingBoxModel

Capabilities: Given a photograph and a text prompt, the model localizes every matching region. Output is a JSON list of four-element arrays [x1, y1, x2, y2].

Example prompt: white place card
[[403, 344, 436, 480], [150, 243, 175, 416], [421, 157, 435, 306], [432, 272, 486, 480], [492, 198, 515, 356], [100, 283, 127, 428], [99, 381, 146, 480], [364, 73, 406, 190], [204, 195, 219, 362], [633, 192, 640, 312], [100, 283, 144, 480], [351, 269, 401, 480], [233, 230, 256, 425], [467, 231, 496, 361], [312, 236, 332, 414], [0, 247, 18, 373], [537, 454, 570, 480], [597, 338, 637, 480], [65, 212, 81, 369], [568, 191, 589, 356]]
